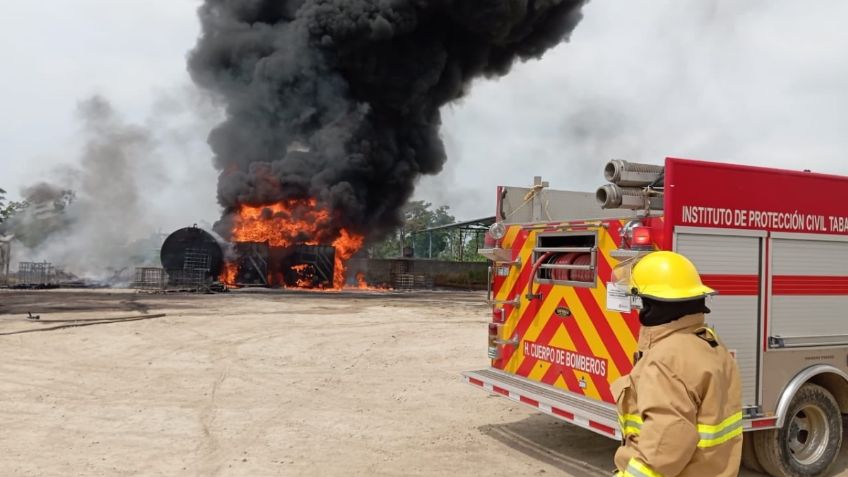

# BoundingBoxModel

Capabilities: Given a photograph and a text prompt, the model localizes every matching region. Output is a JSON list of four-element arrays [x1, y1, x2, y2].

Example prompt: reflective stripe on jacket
[[611, 313, 743, 477]]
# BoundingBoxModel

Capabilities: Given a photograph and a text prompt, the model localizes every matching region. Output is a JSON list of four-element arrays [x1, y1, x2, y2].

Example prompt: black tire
[[742, 432, 766, 473], [753, 383, 842, 477]]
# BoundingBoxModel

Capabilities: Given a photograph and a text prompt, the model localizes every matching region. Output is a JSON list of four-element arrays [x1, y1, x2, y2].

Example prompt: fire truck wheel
[[753, 383, 842, 477], [741, 434, 766, 473]]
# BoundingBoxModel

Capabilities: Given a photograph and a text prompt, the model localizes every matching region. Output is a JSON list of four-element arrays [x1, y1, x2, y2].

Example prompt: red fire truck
[[464, 158, 848, 477]]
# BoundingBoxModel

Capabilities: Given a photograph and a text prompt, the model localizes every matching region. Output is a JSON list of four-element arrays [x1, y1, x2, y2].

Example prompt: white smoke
[[6, 91, 221, 283]]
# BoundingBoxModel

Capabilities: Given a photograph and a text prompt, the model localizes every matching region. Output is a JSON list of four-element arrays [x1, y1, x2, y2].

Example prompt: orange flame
[[232, 199, 331, 247], [332, 229, 364, 289], [221, 262, 238, 286], [291, 263, 315, 288], [223, 199, 366, 290]]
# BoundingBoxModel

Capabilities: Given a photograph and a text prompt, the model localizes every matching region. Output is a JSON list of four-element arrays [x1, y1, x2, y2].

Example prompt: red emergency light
[[623, 220, 654, 250], [631, 226, 652, 247]]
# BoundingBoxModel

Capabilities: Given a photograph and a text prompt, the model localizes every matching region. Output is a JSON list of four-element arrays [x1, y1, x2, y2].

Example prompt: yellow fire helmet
[[630, 251, 716, 302]]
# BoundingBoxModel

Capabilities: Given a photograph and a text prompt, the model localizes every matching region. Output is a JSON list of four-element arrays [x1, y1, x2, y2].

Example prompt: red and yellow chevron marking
[[492, 220, 643, 403]]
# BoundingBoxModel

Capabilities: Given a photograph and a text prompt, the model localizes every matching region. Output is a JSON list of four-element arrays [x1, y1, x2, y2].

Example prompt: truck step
[[462, 368, 621, 440]]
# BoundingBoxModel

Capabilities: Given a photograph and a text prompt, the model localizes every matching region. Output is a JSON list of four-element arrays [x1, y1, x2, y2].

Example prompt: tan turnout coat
[[612, 313, 743, 477]]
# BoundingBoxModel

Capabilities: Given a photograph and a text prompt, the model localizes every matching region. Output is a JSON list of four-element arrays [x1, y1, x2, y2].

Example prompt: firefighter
[[612, 251, 742, 477]]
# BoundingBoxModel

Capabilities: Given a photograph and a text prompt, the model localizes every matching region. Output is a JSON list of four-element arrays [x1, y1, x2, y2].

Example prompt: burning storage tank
[[219, 200, 364, 289], [161, 219, 350, 290], [231, 242, 337, 288], [160, 226, 225, 282], [285, 245, 335, 288]]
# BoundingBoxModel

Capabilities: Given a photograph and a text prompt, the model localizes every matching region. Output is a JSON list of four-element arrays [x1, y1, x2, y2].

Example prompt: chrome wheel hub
[[787, 404, 830, 465]]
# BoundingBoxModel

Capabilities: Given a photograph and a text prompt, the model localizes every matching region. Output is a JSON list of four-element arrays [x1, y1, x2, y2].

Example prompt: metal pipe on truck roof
[[596, 184, 663, 210], [604, 159, 664, 187]]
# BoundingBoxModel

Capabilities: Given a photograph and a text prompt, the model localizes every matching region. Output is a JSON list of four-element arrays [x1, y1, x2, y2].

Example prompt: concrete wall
[[346, 258, 488, 289]]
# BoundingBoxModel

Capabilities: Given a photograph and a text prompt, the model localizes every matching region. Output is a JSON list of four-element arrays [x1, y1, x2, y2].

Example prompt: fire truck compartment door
[[771, 235, 848, 342], [675, 230, 762, 407]]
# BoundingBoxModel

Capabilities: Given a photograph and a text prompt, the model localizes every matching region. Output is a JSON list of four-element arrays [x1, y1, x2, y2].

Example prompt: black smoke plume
[[189, 0, 587, 240]]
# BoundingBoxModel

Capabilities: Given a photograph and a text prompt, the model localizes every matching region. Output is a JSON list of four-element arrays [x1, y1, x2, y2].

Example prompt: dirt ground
[[0, 289, 847, 477]]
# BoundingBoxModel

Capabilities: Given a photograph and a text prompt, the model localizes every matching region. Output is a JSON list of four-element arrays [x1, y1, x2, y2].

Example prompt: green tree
[[436, 228, 488, 262], [369, 230, 403, 258], [461, 229, 488, 262], [369, 201, 456, 258], [0, 188, 10, 224], [0, 188, 31, 225], [406, 201, 454, 258], [1, 201, 26, 222]]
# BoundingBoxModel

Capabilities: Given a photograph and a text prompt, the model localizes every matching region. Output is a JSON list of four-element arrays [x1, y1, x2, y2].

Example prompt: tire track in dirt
[[195, 365, 230, 476]]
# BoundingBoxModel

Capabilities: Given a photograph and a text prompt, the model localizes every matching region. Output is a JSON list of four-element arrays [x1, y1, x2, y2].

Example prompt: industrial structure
[[136, 225, 342, 291], [131, 226, 225, 292], [0, 235, 10, 286], [410, 217, 495, 261], [17, 262, 56, 287]]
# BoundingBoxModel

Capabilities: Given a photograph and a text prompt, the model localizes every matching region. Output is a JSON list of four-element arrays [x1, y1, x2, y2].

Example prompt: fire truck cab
[[464, 158, 848, 477]]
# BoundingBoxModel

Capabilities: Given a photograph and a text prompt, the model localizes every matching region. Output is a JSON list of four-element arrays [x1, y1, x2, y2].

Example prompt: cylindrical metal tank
[[160, 226, 224, 277]]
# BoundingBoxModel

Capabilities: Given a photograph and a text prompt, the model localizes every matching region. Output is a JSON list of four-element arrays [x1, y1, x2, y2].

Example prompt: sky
[[2, 0, 848, 226]]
